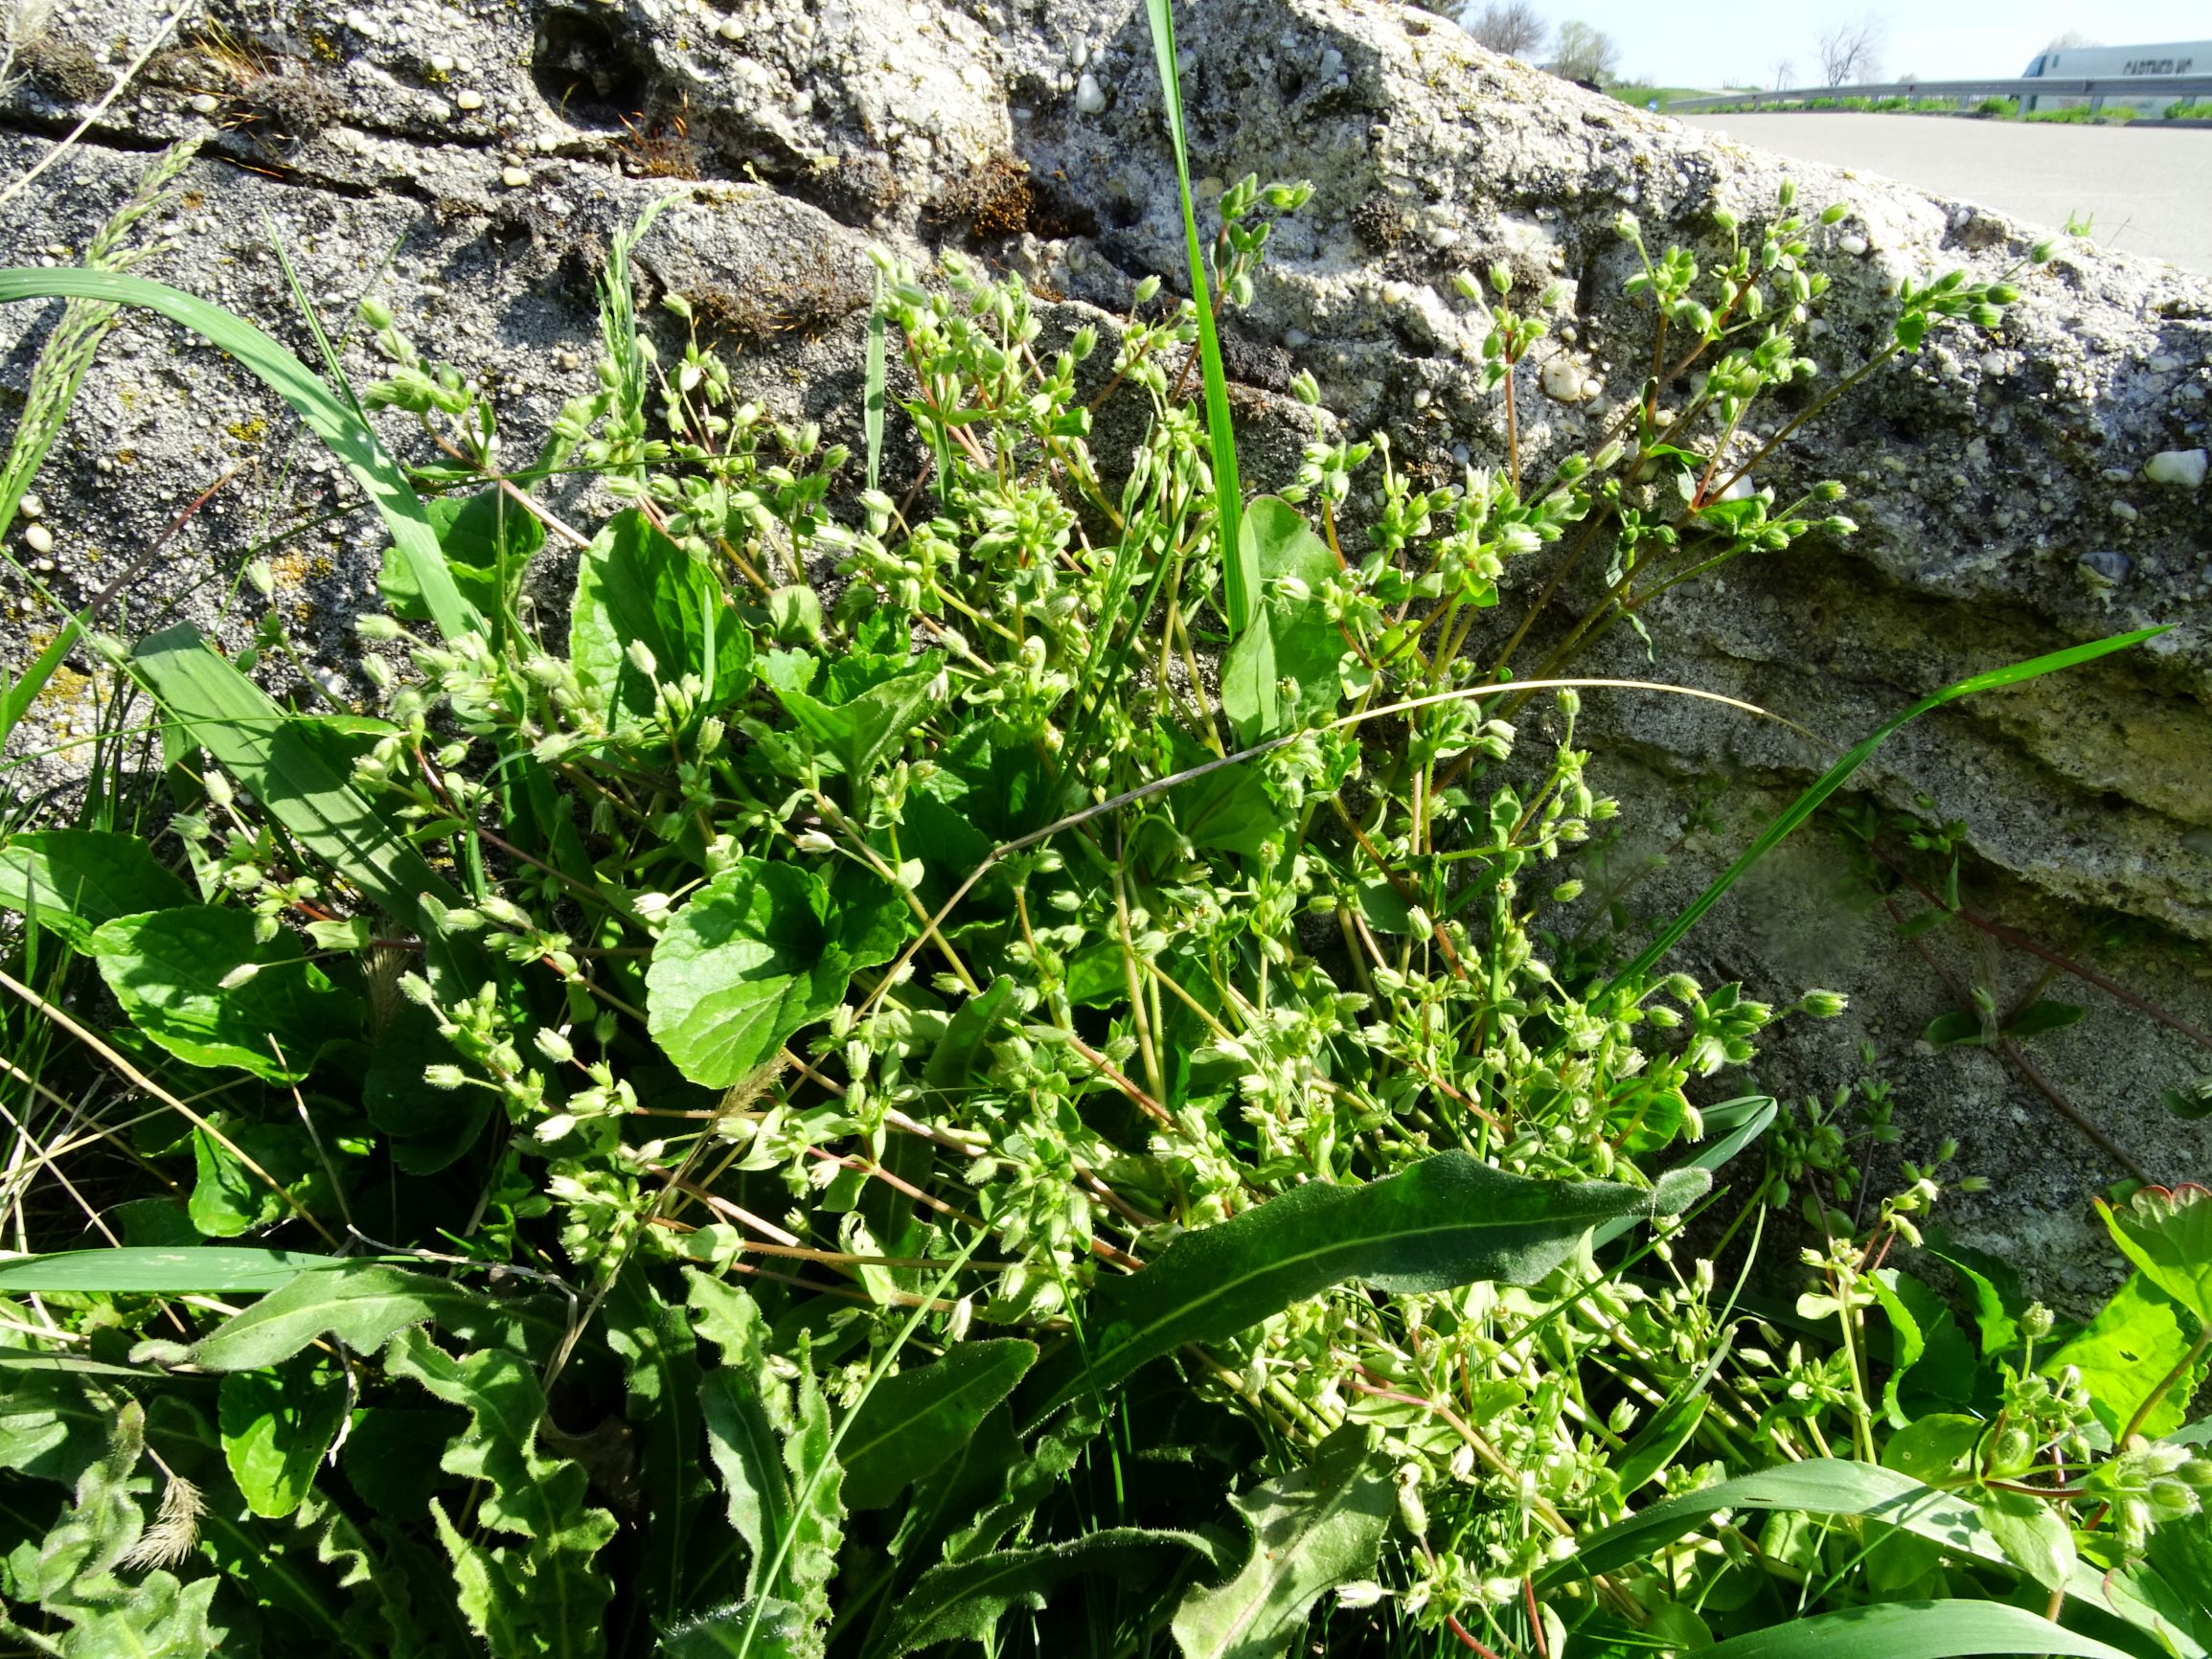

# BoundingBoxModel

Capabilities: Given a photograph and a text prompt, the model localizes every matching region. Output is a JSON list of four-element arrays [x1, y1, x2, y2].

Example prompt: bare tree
[[1771, 56, 1796, 90], [1550, 20, 1621, 85], [1460, 1, 1549, 58], [1815, 13, 1886, 86], [2044, 30, 2102, 50]]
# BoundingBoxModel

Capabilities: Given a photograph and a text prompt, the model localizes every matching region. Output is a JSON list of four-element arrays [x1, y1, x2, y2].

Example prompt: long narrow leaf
[[0, 1247, 349, 1294], [1144, 0, 1250, 631], [865, 269, 887, 493], [0, 267, 482, 643], [1603, 627, 2168, 993], [1017, 1151, 1685, 1426], [1693, 1600, 2132, 1659]]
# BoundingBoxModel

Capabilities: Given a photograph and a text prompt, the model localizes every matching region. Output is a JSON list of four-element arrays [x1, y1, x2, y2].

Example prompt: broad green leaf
[[923, 976, 1018, 1090], [88, 904, 361, 1082], [1220, 497, 1343, 744], [0, 267, 481, 643], [571, 508, 749, 723], [2101, 1186, 2212, 1330], [1610, 1396, 1709, 1497], [220, 1353, 349, 1518], [1973, 1489, 2077, 1593], [1220, 602, 1282, 742], [385, 1328, 618, 1659], [187, 1119, 314, 1239], [127, 625, 489, 997], [2048, 1272, 2203, 1439], [604, 1263, 708, 1622], [0, 830, 193, 948], [1924, 1009, 1989, 1048], [362, 1001, 494, 1175], [1691, 1599, 2131, 1659], [2007, 999, 2087, 1039], [0, 1246, 348, 1293], [1592, 1096, 1777, 1248], [131, 1262, 489, 1373], [875, 1528, 1211, 1659], [841, 1340, 1038, 1511], [1141, 0, 1244, 627], [1603, 626, 2168, 993], [648, 859, 855, 1088], [1172, 1425, 1394, 1659], [1019, 1152, 1681, 1425], [382, 485, 545, 620], [766, 654, 944, 782]]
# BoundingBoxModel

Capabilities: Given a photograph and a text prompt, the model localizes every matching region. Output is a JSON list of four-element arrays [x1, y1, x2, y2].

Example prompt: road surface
[[1679, 112, 2211, 273]]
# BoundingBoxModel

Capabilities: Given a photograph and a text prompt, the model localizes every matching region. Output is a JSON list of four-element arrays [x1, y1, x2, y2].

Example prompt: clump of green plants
[[2163, 100, 2212, 121], [0, 14, 2193, 1659]]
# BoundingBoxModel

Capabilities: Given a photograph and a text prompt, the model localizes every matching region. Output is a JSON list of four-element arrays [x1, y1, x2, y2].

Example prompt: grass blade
[[865, 268, 887, 494], [0, 267, 483, 644], [1603, 626, 2169, 994], [0, 1247, 350, 1294], [1143, 0, 1251, 632]]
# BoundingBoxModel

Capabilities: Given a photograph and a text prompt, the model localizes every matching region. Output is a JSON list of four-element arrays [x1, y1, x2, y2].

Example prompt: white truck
[[2019, 40, 2210, 116]]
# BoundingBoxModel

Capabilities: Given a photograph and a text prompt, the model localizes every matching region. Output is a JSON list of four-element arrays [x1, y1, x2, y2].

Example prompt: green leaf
[[1019, 1153, 1677, 1425], [0, 830, 193, 948], [362, 1000, 494, 1175], [2048, 1272, 2203, 1439], [1142, 0, 1244, 629], [876, 1529, 1211, 1658], [385, 1328, 618, 1659], [0, 266, 482, 643], [1973, 1489, 2077, 1592], [382, 486, 545, 620], [1172, 1425, 1393, 1659], [690, 1272, 795, 1602], [220, 1353, 349, 1518], [1602, 627, 2168, 994], [1691, 1600, 2131, 1659], [571, 508, 750, 723], [0, 1246, 348, 1293], [127, 625, 488, 997], [648, 858, 855, 1088], [604, 1263, 708, 1622], [2006, 999, 2087, 1039], [1591, 1096, 1775, 1249], [766, 655, 943, 782], [131, 1262, 489, 1373], [841, 1340, 1038, 1511], [1610, 1396, 1709, 1497], [1881, 1413, 1984, 1486], [1923, 1009, 1988, 1048], [661, 1599, 812, 1658], [88, 904, 361, 1082], [1220, 603, 1282, 742], [923, 976, 1018, 1090], [2101, 1186, 2212, 1329]]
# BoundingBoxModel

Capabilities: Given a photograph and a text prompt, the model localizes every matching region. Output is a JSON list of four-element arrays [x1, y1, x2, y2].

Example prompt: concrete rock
[[0, 0, 2206, 1292]]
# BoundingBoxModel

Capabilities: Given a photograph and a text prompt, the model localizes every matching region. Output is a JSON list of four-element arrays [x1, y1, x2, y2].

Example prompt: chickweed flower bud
[[533, 1027, 576, 1065], [1799, 989, 1849, 1018], [1130, 274, 1161, 305], [245, 559, 275, 598]]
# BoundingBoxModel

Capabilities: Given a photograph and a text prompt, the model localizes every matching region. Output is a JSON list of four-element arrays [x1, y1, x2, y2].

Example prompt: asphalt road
[[1680, 113, 2212, 273]]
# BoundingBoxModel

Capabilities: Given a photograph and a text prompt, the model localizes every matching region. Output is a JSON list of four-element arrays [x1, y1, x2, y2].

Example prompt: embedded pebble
[[718, 16, 743, 40], [22, 523, 53, 555], [1539, 357, 1586, 401], [2145, 448, 2207, 489], [428, 53, 455, 73], [455, 90, 483, 110], [188, 93, 219, 115], [19, 492, 43, 520], [1075, 73, 1106, 115], [501, 166, 531, 188], [2080, 549, 2132, 583], [1838, 234, 1870, 257]]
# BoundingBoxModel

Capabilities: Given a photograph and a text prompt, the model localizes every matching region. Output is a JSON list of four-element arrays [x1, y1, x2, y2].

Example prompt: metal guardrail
[[1670, 74, 2212, 113]]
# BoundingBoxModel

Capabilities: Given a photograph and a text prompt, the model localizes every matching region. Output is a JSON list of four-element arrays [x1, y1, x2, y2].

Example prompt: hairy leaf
[[220, 1353, 349, 1519], [1172, 1426, 1393, 1659], [1019, 1153, 1676, 1424], [0, 1246, 348, 1294], [876, 1529, 1212, 1659], [132, 1262, 490, 1373]]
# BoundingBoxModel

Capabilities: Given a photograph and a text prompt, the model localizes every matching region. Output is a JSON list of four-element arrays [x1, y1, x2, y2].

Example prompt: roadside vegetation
[[0, 6, 2205, 1658]]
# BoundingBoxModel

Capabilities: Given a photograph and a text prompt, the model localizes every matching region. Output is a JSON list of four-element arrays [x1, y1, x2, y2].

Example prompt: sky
[[1471, 2, 2212, 90]]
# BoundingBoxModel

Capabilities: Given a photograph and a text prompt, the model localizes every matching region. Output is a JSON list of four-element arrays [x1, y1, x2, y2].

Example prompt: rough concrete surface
[[0, 0, 2206, 1298], [1682, 113, 2212, 275]]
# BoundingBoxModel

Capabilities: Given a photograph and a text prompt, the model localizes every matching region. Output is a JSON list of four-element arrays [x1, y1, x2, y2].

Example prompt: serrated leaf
[[840, 1340, 1037, 1511], [385, 1328, 618, 1659], [2101, 1186, 2212, 1330], [131, 1262, 489, 1373], [660, 1597, 810, 1658], [1173, 1425, 1393, 1659], [88, 904, 361, 1082], [604, 1263, 708, 1622], [877, 1528, 1211, 1659], [0, 829, 193, 948], [1018, 1153, 1668, 1425], [220, 1353, 348, 1519], [647, 859, 854, 1088], [690, 1272, 794, 1602]]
